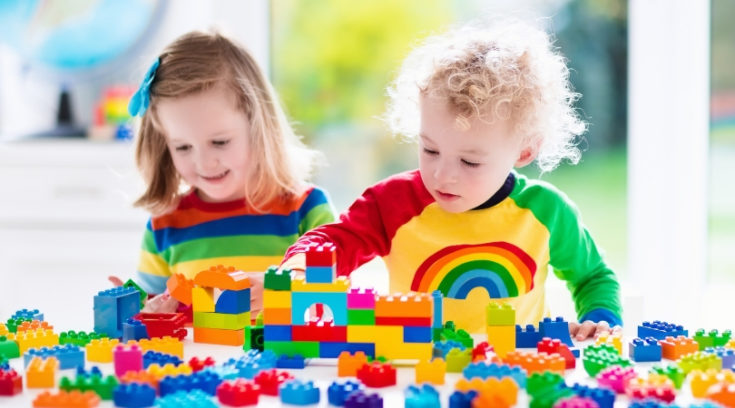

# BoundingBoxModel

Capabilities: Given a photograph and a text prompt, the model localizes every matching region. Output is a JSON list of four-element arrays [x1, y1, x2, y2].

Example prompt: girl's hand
[[142, 292, 179, 313], [242, 272, 264, 317], [569, 320, 622, 341], [108, 276, 124, 287]]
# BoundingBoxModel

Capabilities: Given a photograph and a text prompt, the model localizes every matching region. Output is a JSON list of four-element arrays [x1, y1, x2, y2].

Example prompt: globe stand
[[28, 88, 87, 139]]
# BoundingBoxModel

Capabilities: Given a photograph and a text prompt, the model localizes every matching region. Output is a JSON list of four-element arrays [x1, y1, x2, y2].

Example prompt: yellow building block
[[264, 290, 292, 308], [292, 275, 350, 292], [347, 325, 402, 343], [192, 287, 215, 312], [595, 332, 623, 354], [376, 341, 432, 360], [193, 311, 250, 330], [86, 338, 120, 363], [9, 328, 59, 354], [147, 362, 193, 380], [0, 323, 8, 336], [415, 358, 446, 385], [137, 336, 183, 358], [486, 325, 515, 358], [26, 356, 58, 388]]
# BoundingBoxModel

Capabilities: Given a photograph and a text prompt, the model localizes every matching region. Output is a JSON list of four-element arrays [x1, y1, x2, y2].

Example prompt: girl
[[123, 30, 334, 313]]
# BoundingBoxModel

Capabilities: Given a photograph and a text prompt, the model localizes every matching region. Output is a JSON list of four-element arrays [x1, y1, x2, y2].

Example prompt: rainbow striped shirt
[[285, 170, 621, 333], [136, 187, 335, 294]]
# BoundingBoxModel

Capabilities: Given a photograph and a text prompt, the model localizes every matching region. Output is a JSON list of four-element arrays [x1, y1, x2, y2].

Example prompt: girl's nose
[[434, 160, 457, 184]]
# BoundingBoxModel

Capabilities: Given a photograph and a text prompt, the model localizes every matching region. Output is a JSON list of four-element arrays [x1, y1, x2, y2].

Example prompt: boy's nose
[[433, 161, 457, 184]]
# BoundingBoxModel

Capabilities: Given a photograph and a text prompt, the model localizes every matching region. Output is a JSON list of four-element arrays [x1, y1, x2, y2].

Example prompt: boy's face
[[157, 86, 252, 203], [418, 95, 534, 213]]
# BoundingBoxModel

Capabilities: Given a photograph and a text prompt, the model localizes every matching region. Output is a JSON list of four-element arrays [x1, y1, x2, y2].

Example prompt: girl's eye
[[461, 159, 481, 168], [175, 145, 191, 152], [423, 148, 439, 156], [212, 140, 230, 147]]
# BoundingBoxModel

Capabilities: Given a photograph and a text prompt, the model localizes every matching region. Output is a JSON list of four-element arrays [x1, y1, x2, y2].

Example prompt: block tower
[[486, 302, 516, 358], [192, 265, 251, 346]]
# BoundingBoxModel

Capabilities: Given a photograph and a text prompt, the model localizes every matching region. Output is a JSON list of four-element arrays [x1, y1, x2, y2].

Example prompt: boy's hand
[[242, 272, 264, 317], [108, 276, 124, 287], [142, 292, 179, 313], [569, 320, 622, 341], [279, 253, 306, 273]]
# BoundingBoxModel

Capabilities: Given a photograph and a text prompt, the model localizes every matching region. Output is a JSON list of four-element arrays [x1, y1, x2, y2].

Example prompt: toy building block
[[59, 330, 107, 347], [154, 389, 218, 408], [595, 365, 636, 393], [433, 340, 466, 358], [292, 320, 347, 342], [306, 265, 334, 284], [166, 273, 193, 305], [264, 266, 292, 291], [486, 324, 515, 358], [279, 379, 320, 405], [134, 312, 187, 340], [305, 242, 336, 266], [26, 356, 58, 388], [463, 362, 527, 389], [221, 350, 277, 379], [59, 372, 118, 400], [93, 286, 140, 338], [472, 342, 496, 362], [24, 344, 84, 370], [582, 344, 631, 377], [113, 382, 156, 407], [122, 319, 149, 343], [188, 356, 215, 372], [143, 351, 182, 369], [119, 369, 158, 391], [677, 351, 721, 374], [12, 308, 44, 321], [252, 368, 294, 396], [694, 329, 732, 350], [439, 327, 473, 349], [705, 346, 735, 369], [216, 378, 260, 406], [552, 396, 600, 408], [328, 379, 364, 406], [276, 353, 305, 369], [147, 362, 193, 381], [689, 368, 735, 398], [431, 290, 443, 329], [113, 344, 143, 377], [503, 350, 565, 374], [566, 383, 615, 408], [193, 326, 244, 346], [123, 279, 148, 309], [17, 320, 53, 332], [660, 335, 698, 360], [215, 288, 251, 314], [344, 390, 383, 408], [338, 351, 369, 377], [194, 265, 251, 290], [637, 321, 687, 340], [244, 326, 264, 351], [486, 302, 515, 326], [649, 365, 686, 389], [527, 371, 565, 399], [85, 338, 119, 363], [375, 293, 433, 318], [706, 381, 735, 408], [625, 374, 676, 403], [347, 287, 376, 309], [449, 390, 479, 408], [192, 287, 215, 313], [263, 307, 291, 325], [158, 371, 221, 397], [538, 337, 576, 369], [0, 335, 20, 359], [405, 383, 440, 408], [539, 317, 574, 347], [415, 357, 446, 385], [291, 275, 350, 293], [595, 332, 623, 355], [516, 324, 543, 348], [454, 376, 519, 406], [264, 289, 292, 309], [629, 337, 662, 362], [0, 323, 7, 337], [32, 390, 101, 408], [264, 340, 320, 359], [348, 309, 376, 326], [193, 311, 250, 331], [446, 348, 473, 373], [138, 336, 184, 358], [291, 291, 348, 325], [356, 361, 396, 388], [9, 328, 60, 354]]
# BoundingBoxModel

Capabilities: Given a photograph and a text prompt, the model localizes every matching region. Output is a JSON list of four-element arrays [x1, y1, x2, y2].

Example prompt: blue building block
[[291, 292, 348, 325], [462, 362, 526, 388], [516, 324, 542, 348], [143, 351, 183, 369], [276, 354, 305, 369], [94, 286, 140, 338], [222, 350, 277, 379], [404, 326, 432, 343], [448, 390, 478, 408], [567, 383, 615, 408], [431, 290, 443, 329], [628, 400, 681, 408], [637, 321, 687, 340], [159, 371, 221, 396], [264, 325, 292, 341], [12, 308, 43, 321], [113, 383, 156, 408], [433, 340, 465, 358], [629, 337, 662, 362], [305, 266, 334, 283], [405, 384, 440, 408], [76, 365, 103, 377], [154, 389, 218, 408], [344, 390, 383, 408], [319, 341, 375, 358], [328, 379, 364, 406], [280, 379, 320, 405], [122, 318, 149, 343], [24, 344, 84, 370], [215, 288, 250, 314], [539, 317, 574, 347], [704, 346, 735, 369], [0, 361, 8, 370]]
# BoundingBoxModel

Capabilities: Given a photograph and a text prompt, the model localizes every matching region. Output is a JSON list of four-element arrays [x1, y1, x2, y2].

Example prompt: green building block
[[123, 279, 148, 309], [446, 348, 472, 373], [193, 311, 250, 330], [527, 372, 565, 399], [582, 344, 631, 377], [0, 336, 19, 359], [347, 309, 375, 325], [59, 331, 107, 347], [5, 317, 31, 333], [530, 386, 575, 408], [264, 266, 292, 291], [244, 326, 264, 352], [265, 341, 319, 358], [650, 365, 686, 389], [439, 328, 474, 349], [60, 374, 118, 400], [486, 302, 515, 326], [693, 329, 732, 350]]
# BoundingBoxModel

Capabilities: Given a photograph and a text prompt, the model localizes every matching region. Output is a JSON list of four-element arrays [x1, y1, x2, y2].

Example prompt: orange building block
[[374, 293, 432, 318], [17, 320, 53, 333], [707, 382, 735, 408], [263, 308, 292, 325], [26, 356, 58, 388], [167, 273, 194, 305], [193, 327, 244, 346], [503, 350, 565, 374], [415, 358, 446, 385], [119, 370, 159, 392], [33, 390, 101, 408], [455, 376, 518, 407], [337, 351, 368, 377], [660, 335, 698, 360], [194, 265, 251, 290]]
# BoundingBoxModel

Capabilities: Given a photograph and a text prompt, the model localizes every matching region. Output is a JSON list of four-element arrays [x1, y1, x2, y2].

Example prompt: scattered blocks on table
[[253, 368, 294, 396], [26, 356, 58, 388], [629, 337, 662, 362], [566, 383, 615, 408], [123, 278, 149, 309], [59, 330, 107, 347], [625, 374, 676, 403], [454, 376, 519, 407], [0, 367, 22, 396], [16, 319, 53, 332], [328, 379, 364, 406], [152, 389, 217, 408], [159, 371, 221, 397], [446, 347, 473, 373], [59, 371, 118, 400], [677, 351, 721, 374], [122, 319, 149, 343], [527, 371, 566, 399], [706, 381, 735, 408], [24, 344, 84, 370], [276, 353, 305, 369], [486, 302, 515, 326], [280, 379, 320, 405], [504, 350, 565, 374], [553, 396, 601, 408], [216, 378, 260, 406], [649, 365, 686, 389], [143, 349, 184, 369], [12, 308, 44, 321], [538, 337, 576, 369], [138, 336, 184, 358], [705, 346, 735, 369], [187, 356, 215, 372], [595, 365, 636, 393], [8, 328, 59, 354], [689, 368, 735, 398], [356, 361, 396, 388], [113, 382, 156, 408], [462, 361, 527, 389], [32, 389, 101, 408], [244, 325, 264, 352], [595, 332, 623, 355], [637, 321, 687, 340], [449, 390, 479, 408]]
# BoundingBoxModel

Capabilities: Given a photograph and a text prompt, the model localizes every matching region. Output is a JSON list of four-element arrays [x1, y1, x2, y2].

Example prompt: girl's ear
[[514, 140, 540, 168]]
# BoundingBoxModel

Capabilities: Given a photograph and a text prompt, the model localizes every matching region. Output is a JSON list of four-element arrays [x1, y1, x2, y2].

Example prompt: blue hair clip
[[128, 58, 160, 117]]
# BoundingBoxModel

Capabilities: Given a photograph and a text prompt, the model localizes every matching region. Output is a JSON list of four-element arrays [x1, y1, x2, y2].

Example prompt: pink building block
[[596, 365, 637, 393], [114, 344, 143, 377], [347, 288, 376, 309]]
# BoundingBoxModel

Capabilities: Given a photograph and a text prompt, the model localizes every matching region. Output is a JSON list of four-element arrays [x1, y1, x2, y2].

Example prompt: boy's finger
[[594, 321, 612, 337], [109, 276, 124, 287], [568, 322, 581, 335], [575, 321, 596, 340]]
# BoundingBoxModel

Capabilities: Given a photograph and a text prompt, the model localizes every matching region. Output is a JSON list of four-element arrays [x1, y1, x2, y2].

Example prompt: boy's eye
[[212, 139, 230, 147], [423, 148, 439, 156], [461, 159, 481, 168]]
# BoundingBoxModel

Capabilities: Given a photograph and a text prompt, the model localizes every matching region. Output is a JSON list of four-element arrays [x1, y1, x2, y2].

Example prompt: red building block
[[356, 361, 396, 388], [217, 378, 260, 406], [374, 316, 432, 326], [189, 356, 216, 372], [305, 242, 336, 267], [537, 337, 576, 369], [0, 368, 22, 396], [253, 369, 294, 396], [134, 313, 187, 341], [292, 321, 347, 342], [472, 342, 495, 362]]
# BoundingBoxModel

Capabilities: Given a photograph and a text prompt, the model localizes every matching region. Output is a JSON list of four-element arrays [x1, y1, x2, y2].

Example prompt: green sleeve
[[298, 187, 337, 235]]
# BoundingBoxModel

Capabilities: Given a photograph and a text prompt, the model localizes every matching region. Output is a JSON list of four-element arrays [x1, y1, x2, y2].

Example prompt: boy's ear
[[514, 141, 540, 168]]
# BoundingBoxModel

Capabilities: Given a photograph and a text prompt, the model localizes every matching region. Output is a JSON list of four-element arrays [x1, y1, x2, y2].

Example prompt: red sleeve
[[283, 170, 434, 276]]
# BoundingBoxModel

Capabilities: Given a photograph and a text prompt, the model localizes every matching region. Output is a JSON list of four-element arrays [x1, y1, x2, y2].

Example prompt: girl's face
[[418, 95, 536, 213], [157, 86, 251, 203]]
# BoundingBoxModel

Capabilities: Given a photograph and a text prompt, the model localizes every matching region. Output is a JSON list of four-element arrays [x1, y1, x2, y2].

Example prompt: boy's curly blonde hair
[[386, 20, 586, 172]]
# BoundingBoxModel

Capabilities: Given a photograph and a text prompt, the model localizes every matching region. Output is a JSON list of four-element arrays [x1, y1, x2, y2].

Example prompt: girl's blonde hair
[[134, 30, 320, 214], [386, 20, 586, 172]]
